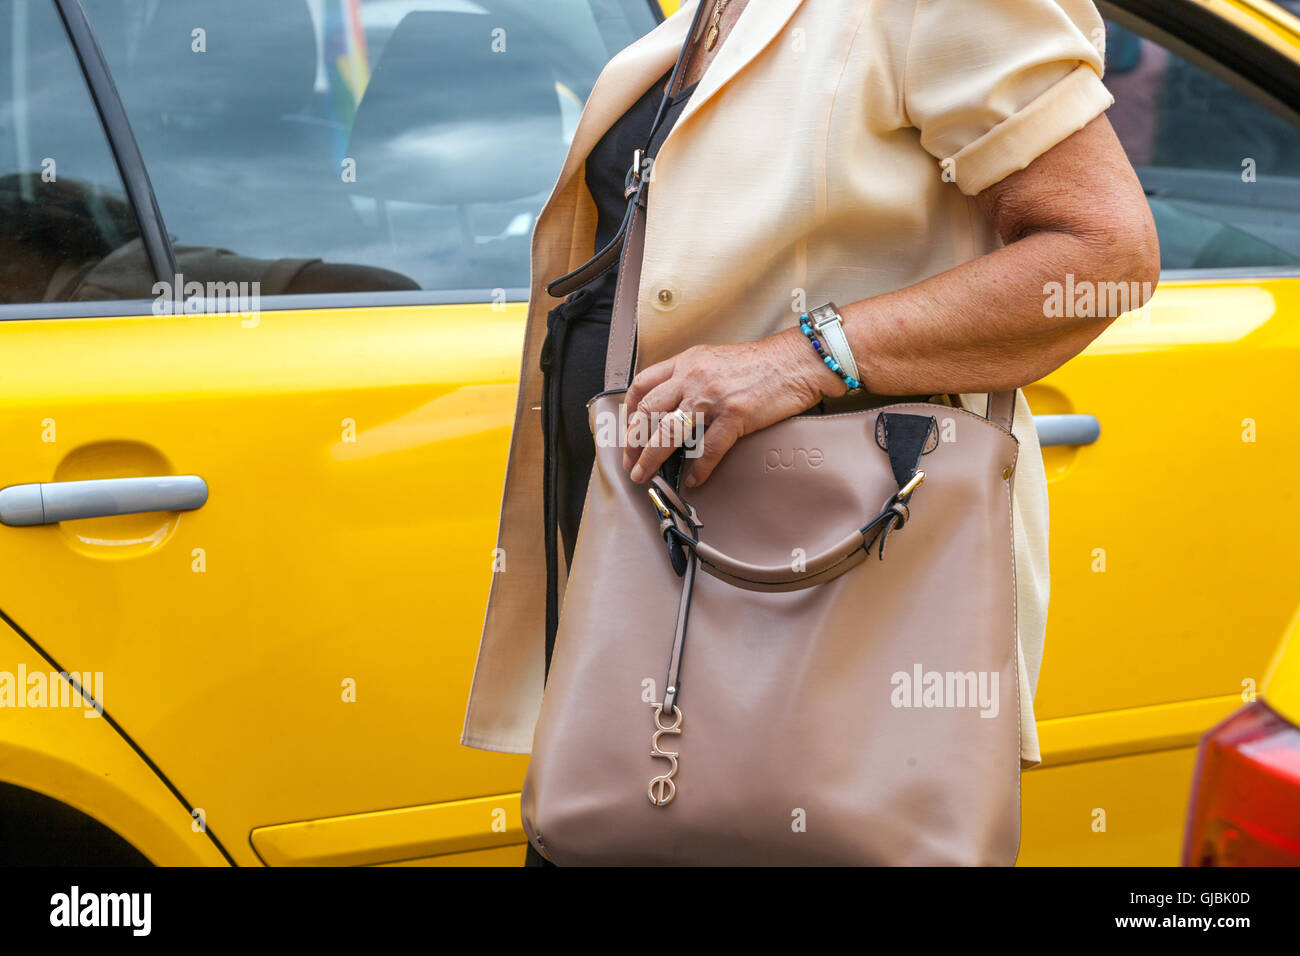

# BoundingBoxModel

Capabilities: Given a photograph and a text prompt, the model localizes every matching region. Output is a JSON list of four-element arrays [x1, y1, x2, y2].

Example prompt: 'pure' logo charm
[[647, 703, 683, 806]]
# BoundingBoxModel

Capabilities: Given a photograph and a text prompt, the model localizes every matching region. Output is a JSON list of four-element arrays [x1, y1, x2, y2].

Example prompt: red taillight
[[1183, 701, 1300, 866]]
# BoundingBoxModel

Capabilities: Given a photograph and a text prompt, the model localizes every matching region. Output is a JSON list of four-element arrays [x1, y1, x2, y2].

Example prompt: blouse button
[[652, 283, 679, 312]]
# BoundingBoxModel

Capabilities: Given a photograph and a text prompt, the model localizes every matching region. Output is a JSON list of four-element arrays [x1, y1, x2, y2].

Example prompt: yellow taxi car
[[0, 0, 1297, 866]]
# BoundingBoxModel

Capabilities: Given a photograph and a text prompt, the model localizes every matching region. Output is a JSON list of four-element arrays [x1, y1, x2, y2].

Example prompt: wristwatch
[[807, 302, 863, 389]]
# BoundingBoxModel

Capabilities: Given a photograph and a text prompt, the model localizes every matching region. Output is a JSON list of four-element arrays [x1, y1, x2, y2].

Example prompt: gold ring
[[671, 408, 694, 430]]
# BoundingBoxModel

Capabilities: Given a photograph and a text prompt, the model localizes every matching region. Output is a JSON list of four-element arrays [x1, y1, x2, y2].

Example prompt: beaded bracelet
[[799, 313, 862, 392]]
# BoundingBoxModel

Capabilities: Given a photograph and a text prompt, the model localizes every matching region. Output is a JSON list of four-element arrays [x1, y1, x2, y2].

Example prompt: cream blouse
[[462, 0, 1115, 768]]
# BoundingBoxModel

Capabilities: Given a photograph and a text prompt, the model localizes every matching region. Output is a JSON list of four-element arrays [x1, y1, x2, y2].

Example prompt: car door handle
[[0, 476, 208, 527], [1032, 414, 1101, 448]]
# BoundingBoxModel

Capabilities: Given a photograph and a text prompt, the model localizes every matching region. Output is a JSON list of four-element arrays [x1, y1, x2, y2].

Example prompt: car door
[[1019, 0, 1300, 864], [0, 0, 660, 866]]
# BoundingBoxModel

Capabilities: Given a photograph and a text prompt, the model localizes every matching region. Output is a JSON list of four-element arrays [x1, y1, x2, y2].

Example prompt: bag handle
[[647, 459, 923, 594], [648, 407, 935, 718], [688, 522, 893, 592]]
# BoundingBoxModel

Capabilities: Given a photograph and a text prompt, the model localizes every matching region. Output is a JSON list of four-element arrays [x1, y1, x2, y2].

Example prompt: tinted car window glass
[[1105, 18, 1300, 270], [81, 0, 659, 299], [0, 0, 145, 305]]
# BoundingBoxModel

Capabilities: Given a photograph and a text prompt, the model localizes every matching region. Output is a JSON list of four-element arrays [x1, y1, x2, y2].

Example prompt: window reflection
[[1105, 19, 1300, 270], [75, 0, 655, 297]]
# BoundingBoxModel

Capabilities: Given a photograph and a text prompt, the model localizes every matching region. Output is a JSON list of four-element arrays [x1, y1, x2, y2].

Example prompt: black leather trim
[[878, 413, 937, 487], [875, 414, 939, 456]]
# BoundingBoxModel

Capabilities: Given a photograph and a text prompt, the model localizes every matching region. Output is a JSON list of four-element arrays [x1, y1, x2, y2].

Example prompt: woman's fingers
[[623, 378, 683, 469], [622, 358, 680, 470], [628, 402, 703, 483], [616, 332, 828, 487], [623, 356, 677, 424], [681, 416, 740, 488]]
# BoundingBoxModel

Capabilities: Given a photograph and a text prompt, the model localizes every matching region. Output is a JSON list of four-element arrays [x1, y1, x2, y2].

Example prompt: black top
[[579, 71, 698, 317], [550, 71, 698, 565]]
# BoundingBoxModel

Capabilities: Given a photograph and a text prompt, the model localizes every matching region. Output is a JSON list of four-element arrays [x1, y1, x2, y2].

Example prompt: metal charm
[[648, 702, 683, 806]]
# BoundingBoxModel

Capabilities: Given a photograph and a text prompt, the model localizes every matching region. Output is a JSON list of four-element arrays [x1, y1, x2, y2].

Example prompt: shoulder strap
[[600, 2, 709, 390], [604, 194, 649, 391], [547, 0, 709, 301]]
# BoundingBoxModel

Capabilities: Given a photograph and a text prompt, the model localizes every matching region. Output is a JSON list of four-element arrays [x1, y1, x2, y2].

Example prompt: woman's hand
[[622, 326, 845, 488]]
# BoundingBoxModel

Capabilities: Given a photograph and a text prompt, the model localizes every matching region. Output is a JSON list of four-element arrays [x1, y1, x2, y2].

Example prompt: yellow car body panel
[[0, 0, 1297, 866], [0, 304, 529, 865], [1262, 606, 1300, 728], [1028, 278, 1300, 722], [249, 792, 526, 867], [1189, 0, 1300, 56], [1016, 275, 1300, 864], [0, 625, 228, 866]]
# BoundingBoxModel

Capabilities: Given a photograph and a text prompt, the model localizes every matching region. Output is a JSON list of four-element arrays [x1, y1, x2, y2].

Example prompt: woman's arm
[[623, 115, 1160, 487], [836, 115, 1159, 394]]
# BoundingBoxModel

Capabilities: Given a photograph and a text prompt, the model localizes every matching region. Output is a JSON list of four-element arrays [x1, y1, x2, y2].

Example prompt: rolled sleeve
[[899, 0, 1115, 195]]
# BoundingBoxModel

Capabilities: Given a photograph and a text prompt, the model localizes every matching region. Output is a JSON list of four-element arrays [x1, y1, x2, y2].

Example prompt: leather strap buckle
[[895, 470, 925, 503], [623, 148, 645, 200], [648, 486, 673, 520]]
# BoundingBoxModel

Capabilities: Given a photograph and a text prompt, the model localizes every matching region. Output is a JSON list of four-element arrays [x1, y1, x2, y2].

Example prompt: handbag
[[523, 3, 1023, 866]]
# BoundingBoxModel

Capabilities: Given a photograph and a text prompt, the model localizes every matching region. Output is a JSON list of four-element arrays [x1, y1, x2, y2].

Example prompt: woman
[[462, 0, 1159, 865]]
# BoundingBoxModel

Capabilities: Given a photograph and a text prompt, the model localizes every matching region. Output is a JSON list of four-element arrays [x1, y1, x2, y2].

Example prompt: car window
[[1105, 17, 1300, 271], [70, 0, 659, 302], [0, 0, 146, 305]]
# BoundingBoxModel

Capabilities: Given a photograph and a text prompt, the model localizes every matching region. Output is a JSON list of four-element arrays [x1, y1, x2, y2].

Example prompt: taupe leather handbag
[[523, 6, 1022, 866]]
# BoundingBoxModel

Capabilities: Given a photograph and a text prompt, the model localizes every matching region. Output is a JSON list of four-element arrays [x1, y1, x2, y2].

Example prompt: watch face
[[809, 303, 840, 327]]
